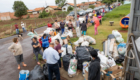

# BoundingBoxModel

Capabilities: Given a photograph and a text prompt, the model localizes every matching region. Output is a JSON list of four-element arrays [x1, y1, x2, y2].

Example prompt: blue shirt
[[43, 47, 60, 64], [41, 37, 49, 47]]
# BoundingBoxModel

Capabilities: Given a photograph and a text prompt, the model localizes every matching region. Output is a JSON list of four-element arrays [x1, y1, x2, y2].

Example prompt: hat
[[90, 50, 98, 58]]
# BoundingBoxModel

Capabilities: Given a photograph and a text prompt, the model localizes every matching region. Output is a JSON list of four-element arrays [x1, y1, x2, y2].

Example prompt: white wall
[[62, 4, 73, 12]]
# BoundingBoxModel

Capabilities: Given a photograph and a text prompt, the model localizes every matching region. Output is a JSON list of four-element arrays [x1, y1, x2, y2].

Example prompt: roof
[[34, 7, 45, 11], [46, 6, 61, 9], [67, 3, 74, 6], [27, 10, 33, 12]]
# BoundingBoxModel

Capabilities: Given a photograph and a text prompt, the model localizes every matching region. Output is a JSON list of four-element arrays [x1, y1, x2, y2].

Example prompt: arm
[[88, 64, 98, 80], [34, 31, 38, 36], [43, 51, 47, 61], [8, 43, 15, 52], [54, 51, 60, 60]]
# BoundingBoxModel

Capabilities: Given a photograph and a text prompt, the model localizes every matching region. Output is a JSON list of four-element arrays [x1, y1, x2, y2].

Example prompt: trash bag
[[82, 62, 89, 77], [29, 65, 45, 80], [116, 37, 124, 43], [68, 57, 77, 76], [43, 64, 56, 80], [81, 41, 89, 46], [115, 55, 125, 64], [61, 47, 66, 57], [67, 45, 73, 54], [84, 36, 96, 44], [86, 46, 94, 52], [78, 36, 84, 43], [112, 30, 122, 38], [107, 56, 116, 67], [74, 41, 79, 46], [117, 43, 126, 55], [76, 27, 81, 37], [76, 46, 91, 70], [63, 54, 73, 71], [107, 34, 115, 39]]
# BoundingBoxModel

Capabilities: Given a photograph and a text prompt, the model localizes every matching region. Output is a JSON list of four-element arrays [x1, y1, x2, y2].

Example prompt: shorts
[[15, 54, 23, 64]]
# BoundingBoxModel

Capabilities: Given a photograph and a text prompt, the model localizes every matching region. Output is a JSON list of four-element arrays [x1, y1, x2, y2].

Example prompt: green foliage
[[102, 0, 116, 5], [55, 0, 66, 7], [26, 15, 30, 19], [39, 10, 50, 18], [103, 4, 130, 20], [89, 5, 95, 9], [67, 6, 73, 12], [12, 1, 28, 18], [54, 11, 69, 17]]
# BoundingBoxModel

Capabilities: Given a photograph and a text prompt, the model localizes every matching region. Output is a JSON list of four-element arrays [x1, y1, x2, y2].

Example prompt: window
[[46, 10, 48, 12], [63, 8, 66, 10]]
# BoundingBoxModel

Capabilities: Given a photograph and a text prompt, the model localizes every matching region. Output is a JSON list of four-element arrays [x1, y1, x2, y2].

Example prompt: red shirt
[[54, 44, 61, 52], [15, 24, 18, 29], [47, 23, 52, 28]]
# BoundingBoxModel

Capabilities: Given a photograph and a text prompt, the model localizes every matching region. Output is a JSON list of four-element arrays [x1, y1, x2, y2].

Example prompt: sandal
[[18, 66, 21, 70], [23, 64, 27, 67]]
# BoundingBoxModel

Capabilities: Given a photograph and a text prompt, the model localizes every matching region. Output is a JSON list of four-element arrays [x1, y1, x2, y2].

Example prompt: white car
[[78, 10, 86, 16], [85, 8, 93, 13]]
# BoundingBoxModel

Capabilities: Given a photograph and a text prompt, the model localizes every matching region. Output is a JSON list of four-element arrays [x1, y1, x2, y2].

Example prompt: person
[[76, 19, 80, 27], [54, 20, 60, 33], [41, 34, 49, 51], [94, 22, 98, 35], [15, 23, 19, 34], [81, 21, 87, 35], [86, 14, 89, 24], [88, 50, 100, 80], [47, 21, 52, 28], [27, 28, 38, 39], [60, 20, 65, 34], [54, 39, 62, 68], [43, 42, 60, 80], [21, 22, 26, 32], [32, 37, 43, 65], [97, 10, 100, 17], [68, 20, 73, 31], [8, 38, 27, 69], [77, 14, 80, 19], [98, 14, 102, 25]]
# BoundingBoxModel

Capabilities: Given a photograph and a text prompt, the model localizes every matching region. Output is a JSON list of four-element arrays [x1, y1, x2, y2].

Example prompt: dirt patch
[[119, 30, 128, 33]]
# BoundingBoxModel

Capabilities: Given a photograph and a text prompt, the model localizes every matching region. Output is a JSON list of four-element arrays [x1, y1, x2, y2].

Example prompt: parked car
[[78, 10, 86, 16], [85, 8, 93, 13], [68, 11, 75, 16]]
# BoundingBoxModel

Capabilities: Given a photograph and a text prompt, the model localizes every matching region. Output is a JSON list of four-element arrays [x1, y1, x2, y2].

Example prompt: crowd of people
[[9, 10, 104, 79]]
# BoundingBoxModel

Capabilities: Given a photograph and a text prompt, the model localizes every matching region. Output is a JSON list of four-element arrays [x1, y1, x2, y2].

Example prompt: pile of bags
[[74, 35, 96, 47], [112, 30, 124, 43]]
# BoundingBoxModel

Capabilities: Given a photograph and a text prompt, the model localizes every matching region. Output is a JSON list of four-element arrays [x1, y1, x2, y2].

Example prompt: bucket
[[19, 70, 29, 80]]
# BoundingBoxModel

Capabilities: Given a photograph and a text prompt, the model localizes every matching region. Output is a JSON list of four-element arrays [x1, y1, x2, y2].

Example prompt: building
[[0, 12, 11, 21], [62, 3, 75, 12], [45, 6, 61, 13], [34, 7, 45, 14]]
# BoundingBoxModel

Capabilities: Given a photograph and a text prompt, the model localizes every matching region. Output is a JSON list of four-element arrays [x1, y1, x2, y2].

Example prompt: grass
[[103, 4, 131, 20]]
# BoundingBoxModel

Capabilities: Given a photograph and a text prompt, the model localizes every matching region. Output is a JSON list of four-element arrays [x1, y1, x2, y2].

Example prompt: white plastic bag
[[76, 27, 81, 37], [109, 39, 115, 53], [83, 62, 89, 77], [118, 47, 126, 55], [107, 56, 116, 67], [51, 33, 63, 46], [135, 37, 140, 52], [85, 36, 96, 44], [112, 30, 122, 38], [116, 37, 124, 43], [67, 45, 72, 54], [67, 31, 73, 38], [44, 28, 53, 34], [113, 43, 119, 60], [61, 47, 66, 57], [68, 57, 77, 76], [81, 41, 89, 46], [74, 41, 79, 46], [78, 36, 84, 43]]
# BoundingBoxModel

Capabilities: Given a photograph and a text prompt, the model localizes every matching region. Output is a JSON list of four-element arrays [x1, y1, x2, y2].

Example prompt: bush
[[26, 15, 30, 19], [89, 5, 95, 9], [68, 6, 73, 12], [54, 11, 69, 17], [39, 10, 50, 18]]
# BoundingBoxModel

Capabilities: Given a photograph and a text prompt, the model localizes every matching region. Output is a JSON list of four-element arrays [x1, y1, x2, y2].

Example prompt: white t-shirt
[[21, 23, 25, 28]]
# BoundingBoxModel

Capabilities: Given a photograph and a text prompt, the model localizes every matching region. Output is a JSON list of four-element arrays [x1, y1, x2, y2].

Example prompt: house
[[62, 3, 75, 12], [34, 7, 45, 14], [45, 6, 61, 13], [0, 12, 11, 21]]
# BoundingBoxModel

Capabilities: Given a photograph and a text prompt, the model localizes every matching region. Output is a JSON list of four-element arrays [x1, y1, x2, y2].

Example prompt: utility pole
[[88, 0, 89, 8], [74, 0, 77, 27]]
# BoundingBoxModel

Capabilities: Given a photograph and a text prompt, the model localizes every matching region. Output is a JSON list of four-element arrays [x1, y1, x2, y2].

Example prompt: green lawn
[[71, 4, 130, 51]]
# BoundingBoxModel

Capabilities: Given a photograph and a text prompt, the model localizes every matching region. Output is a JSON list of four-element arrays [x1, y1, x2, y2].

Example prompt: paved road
[[0, 26, 47, 80]]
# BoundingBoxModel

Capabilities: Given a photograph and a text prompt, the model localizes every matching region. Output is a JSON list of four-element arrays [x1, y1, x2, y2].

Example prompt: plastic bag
[[44, 28, 53, 34], [19, 70, 29, 80], [86, 36, 96, 44], [74, 41, 79, 46], [67, 31, 73, 37], [112, 30, 122, 38], [76, 27, 81, 37], [117, 43, 126, 55], [116, 37, 124, 43], [61, 47, 66, 57], [43, 64, 56, 80], [68, 57, 77, 76], [29, 65, 45, 80], [107, 56, 116, 67], [51, 33, 63, 46], [107, 34, 115, 39], [78, 36, 84, 43], [113, 43, 119, 60], [115, 55, 125, 64], [109, 39, 115, 53], [83, 62, 89, 77], [63, 54, 72, 71], [81, 41, 89, 46], [135, 37, 140, 52], [67, 45, 73, 54]]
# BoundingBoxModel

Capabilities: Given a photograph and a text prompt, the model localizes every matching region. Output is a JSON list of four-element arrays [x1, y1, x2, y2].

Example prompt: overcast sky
[[0, 0, 96, 12]]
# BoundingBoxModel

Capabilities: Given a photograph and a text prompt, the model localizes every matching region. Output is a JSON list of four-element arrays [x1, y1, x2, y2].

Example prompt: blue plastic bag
[[19, 70, 29, 80], [117, 43, 126, 49]]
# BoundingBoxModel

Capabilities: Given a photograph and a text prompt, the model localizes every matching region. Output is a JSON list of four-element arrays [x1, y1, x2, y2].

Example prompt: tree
[[67, 6, 73, 12], [89, 5, 95, 9], [55, 0, 66, 7], [12, 1, 28, 18], [102, 0, 116, 5], [39, 10, 50, 18]]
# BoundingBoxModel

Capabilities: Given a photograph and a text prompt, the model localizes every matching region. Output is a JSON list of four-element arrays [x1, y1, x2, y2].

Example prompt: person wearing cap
[[88, 50, 100, 80]]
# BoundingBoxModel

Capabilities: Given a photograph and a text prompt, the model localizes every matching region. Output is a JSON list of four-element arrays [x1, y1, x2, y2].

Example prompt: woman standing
[[32, 37, 43, 65], [41, 34, 49, 51], [68, 20, 73, 31], [81, 21, 87, 35], [27, 28, 38, 39], [8, 38, 27, 69]]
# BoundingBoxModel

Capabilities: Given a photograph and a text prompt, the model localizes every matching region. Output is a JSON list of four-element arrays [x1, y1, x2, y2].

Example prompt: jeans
[[16, 29, 19, 34], [61, 28, 64, 34], [58, 53, 61, 68], [22, 27, 26, 32], [34, 50, 43, 62], [82, 31, 86, 35], [86, 19, 88, 23], [47, 63, 60, 80]]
